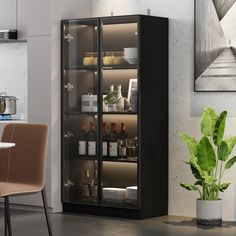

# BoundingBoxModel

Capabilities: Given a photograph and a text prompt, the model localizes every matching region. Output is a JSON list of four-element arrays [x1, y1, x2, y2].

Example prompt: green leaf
[[189, 156, 203, 180], [225, 156, 236, 169], [225, 137, 236, 156], [218, 183, 230, 192], [213, 111, 227, 146], [180, 183, 198, 191], [202, 174, 216, 185], [197, 137, 216, 172], [180, 133, 198, 156], [201, 107, 218, 137], [218, 141, 229, 161]]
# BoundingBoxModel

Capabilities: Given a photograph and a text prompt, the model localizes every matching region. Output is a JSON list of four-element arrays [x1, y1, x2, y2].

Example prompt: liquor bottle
[[88, 122, 97, 156], [81, 169, 91, 198], [102, 122, 109, 157], [109, 122, 118, 157], [118, 123, 128, 158], [78, 122, 87, 156], [115, 85, 124, 112]]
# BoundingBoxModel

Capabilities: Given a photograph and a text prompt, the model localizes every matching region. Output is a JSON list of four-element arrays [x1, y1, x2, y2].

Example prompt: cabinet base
[[63, 203, 144, 219]]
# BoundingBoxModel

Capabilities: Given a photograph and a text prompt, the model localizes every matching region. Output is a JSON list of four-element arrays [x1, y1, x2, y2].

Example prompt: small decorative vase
[[196, 199, 222, 226]]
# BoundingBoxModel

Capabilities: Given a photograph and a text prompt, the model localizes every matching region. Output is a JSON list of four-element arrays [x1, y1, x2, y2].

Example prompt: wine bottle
[[82, 169, 91, 198], [118, 123, 128, 158], [109, 122, 118, 157], [88, 122, 96, 156], [78, 122, 87, 156], [102, 122, 109, 157]]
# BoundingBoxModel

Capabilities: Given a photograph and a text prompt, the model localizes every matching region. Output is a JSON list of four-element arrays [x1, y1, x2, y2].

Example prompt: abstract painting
[[195, 0, 236, 91]]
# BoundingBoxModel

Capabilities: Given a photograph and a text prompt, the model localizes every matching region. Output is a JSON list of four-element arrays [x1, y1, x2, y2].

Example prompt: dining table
[[0, 142, 15, 149]]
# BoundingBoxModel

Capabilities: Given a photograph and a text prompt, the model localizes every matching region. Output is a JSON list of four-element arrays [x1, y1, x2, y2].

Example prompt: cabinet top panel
[[61, 14, 168, 24]]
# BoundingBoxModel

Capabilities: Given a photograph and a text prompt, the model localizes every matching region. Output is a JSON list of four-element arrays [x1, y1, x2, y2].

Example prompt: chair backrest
[[0, 123, 48, 188]]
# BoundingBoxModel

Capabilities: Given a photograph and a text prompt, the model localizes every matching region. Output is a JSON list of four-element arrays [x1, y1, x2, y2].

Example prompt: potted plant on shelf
[[180, 107, 236, 226]]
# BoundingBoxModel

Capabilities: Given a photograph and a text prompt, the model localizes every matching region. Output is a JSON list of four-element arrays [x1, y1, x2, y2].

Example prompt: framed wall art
[[195, 0, 236, 91]]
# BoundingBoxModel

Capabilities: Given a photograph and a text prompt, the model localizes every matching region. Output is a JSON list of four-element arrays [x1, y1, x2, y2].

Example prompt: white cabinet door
[[27, 0, 51, 36], [0, 0, 16, 29], [17, 0, 27, 39]]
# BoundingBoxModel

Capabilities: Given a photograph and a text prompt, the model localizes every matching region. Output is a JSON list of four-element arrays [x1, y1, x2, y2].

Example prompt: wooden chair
[[0, 123, 52, 236]]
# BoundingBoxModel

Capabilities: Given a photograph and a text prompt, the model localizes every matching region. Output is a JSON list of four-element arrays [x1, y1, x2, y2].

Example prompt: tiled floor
[[0, 209, 236, 236]]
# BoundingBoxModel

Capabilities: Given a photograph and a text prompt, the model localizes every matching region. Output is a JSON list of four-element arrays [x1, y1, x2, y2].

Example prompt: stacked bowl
[[124, 47, 138, 64]]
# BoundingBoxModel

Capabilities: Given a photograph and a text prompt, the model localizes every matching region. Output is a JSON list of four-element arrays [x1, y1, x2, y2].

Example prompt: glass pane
[[102, 22, 138, 67], [62, 19, 99, 205], [101, 115, 139, 208]]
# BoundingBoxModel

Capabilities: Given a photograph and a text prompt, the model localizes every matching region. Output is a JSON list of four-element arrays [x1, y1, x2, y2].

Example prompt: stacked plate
[[124, 47, 138, 64], [126, 186, 137, 201], [103, 187, 126, 203]]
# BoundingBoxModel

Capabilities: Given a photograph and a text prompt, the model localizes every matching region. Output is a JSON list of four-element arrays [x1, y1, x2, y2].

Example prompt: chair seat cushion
[[0, 182, 42, 197]]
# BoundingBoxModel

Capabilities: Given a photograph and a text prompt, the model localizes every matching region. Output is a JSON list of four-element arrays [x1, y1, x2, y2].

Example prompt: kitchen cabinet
[[0, 0, 16, 29], [61, 15, 169, 219]]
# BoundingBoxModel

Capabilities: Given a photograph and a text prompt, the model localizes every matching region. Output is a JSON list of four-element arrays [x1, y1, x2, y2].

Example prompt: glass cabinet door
[[100, 17, 139, 208], [62, 19, 99, 205]]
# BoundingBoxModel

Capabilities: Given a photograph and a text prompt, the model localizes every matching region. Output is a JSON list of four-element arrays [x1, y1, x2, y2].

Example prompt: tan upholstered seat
[[0, 123, 52, 236]]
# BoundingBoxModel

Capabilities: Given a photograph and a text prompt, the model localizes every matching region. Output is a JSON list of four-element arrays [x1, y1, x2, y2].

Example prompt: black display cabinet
[[61, 15, 168, 219]]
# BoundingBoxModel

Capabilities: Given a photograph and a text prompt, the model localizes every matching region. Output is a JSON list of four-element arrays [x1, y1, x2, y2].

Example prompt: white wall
[[0, 43, 27, 120], [92, 0, 236, 221]]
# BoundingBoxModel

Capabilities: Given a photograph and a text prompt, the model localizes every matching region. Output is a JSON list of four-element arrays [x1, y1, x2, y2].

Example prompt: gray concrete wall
[[195, 0, 227, 79]]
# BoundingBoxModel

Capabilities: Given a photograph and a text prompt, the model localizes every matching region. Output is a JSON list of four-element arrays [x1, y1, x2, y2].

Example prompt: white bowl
[[125, 57, 137, 64]]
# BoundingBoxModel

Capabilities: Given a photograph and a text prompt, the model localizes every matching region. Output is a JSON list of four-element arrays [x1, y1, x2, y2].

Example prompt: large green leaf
[[213, 111, 227, 146], [218, 141, 229, 161], [197, 137, 216, 172], [180, 183, 198, 191], [218, 183, 230, 192], [201, 107, 218, 137], [189, 156, 203, 180], [225, 137, 236, 156], [225, 156, 236, 169], [180, 133, 198, 156]]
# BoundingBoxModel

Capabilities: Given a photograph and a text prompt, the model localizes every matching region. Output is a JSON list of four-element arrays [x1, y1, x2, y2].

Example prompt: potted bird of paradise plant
[[180, 107, 236, 226]]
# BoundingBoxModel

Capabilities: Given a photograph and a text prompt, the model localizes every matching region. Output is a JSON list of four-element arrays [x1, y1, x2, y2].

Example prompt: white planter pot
[[196, 199, 222, 226]]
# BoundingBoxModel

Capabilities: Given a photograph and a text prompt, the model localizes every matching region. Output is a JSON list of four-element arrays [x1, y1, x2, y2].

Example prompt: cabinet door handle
[[64, 83, 74, 91], [64, 131, 74, 139], [64, 34, 74, 42]]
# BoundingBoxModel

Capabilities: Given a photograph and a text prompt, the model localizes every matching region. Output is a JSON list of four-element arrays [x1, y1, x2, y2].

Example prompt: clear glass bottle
[[115, 85, 124, 112]]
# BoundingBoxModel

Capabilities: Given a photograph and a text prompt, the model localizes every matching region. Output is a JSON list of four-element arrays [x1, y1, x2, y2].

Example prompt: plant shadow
[[163, 218, 236, 230]]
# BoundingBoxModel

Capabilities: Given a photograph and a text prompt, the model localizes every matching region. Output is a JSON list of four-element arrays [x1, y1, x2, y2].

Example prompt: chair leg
[[41, 187, 53, 236], [4, 197, 8, 236], [4, 196, 12, 236]]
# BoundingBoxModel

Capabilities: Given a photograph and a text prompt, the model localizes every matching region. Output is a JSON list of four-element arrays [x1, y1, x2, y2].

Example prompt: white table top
[[0, 142, 15, 149]]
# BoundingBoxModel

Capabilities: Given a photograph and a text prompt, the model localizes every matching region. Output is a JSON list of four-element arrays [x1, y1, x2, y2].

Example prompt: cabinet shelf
[[0, 39, 27, 43], [102, 65, 138, 70], [64, 111, 97, 116], [64, 65, 97, 71], [102, 157, 138, 163], [103, 112, 137, 115]]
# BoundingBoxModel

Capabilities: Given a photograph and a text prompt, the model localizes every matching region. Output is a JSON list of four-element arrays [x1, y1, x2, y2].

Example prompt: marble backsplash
[[0, 42, 27, 120]]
